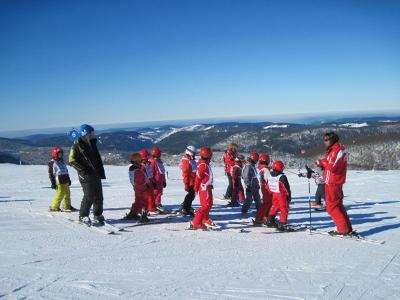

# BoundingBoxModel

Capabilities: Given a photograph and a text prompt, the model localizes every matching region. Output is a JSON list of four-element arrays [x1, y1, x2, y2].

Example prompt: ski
[[309, 229, 385, 245], [111, 216, 174, 230], [66, 217, 117, 235]]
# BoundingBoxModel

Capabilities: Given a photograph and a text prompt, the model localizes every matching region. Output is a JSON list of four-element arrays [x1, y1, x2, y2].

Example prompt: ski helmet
[[51, 146, 63, 159], [185, 145, 197, 156], [80, 124, 94, 137], [151, 147, 161, 158], [249, 151, 259, 162], [130, 153, 142, 164], [199, 146, 212, 159], [259, 153, 270, 165], [139, 149, 149, 160], [271, 160, 284, 172]]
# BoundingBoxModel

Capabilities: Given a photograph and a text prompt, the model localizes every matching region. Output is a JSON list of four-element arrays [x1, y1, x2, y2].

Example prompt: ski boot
[[63, 206, 78, 212], [204, 219, 217, 228], [92, 214, 105, 225], [188, 222, 208, 230], [49, 207, 61, 212], [139, 211, 150, 223], [79, 216, 92, 226], [148, 209, 160, 216], [265, 216, 278, 228], [124, 210, 141, 220], [252, 218, 265, 227], [156, 204, 166, 213]]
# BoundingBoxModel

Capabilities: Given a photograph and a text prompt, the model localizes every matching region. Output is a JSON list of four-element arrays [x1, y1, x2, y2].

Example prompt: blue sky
[[0, 0, 399, 131]]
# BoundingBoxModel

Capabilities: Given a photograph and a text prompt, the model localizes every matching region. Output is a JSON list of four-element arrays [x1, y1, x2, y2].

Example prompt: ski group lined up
[[48, 123, 357, 237]]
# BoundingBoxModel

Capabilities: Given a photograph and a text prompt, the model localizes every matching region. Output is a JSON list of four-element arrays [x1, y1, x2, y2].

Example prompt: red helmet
[[271, 160, 284, 172], [151, 147, 161, 158], [259, 153, 270, 165], [51, 146, 63, 159], [139, 149, 149, 160], [130, 153, 142, 164], [249, 151, 259, 162], [199, 146, 212, 159]]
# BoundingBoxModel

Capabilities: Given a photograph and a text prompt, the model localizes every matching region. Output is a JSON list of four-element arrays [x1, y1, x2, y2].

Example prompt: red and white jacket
[[194, 159, 213, 192], [181, 154, 197, 187], [223, 149, 236, 174], [150, 158, 166, 185], [317, 142, 347, 185], [129, 164, 148, 195]]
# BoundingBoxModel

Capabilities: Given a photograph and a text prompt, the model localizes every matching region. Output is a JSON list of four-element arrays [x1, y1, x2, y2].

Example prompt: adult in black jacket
[[69, 124, 106, 225]]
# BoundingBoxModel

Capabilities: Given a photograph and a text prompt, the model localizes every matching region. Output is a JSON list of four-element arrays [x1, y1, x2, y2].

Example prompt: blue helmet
[[80, 124, 94, 136]]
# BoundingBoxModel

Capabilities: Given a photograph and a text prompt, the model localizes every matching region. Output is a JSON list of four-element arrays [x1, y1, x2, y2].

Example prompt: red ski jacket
[[223, 150, 236, 173], [194, 159, 213, 193], [181, 154, 197, 187], [317, 142, 347, 185]]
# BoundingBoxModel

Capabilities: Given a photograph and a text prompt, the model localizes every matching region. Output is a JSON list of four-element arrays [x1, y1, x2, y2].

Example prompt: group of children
[[47, 142, 321, 232]]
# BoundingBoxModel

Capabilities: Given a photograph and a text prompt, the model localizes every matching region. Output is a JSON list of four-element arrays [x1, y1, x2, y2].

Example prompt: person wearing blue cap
[[69, 124, 106, 226]]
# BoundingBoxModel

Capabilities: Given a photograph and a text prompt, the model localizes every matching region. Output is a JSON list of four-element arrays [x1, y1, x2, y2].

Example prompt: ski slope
[[1, 164, 400, 299]]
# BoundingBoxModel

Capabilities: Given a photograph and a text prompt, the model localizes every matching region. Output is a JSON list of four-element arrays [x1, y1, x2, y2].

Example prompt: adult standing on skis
[[223, 143, 237, 199], [179, 145, 197, 216], [241, 151, 261, 215], [69, 124, 106, 226], [316, 132, 353, 235], [190, 146, 215, 230]]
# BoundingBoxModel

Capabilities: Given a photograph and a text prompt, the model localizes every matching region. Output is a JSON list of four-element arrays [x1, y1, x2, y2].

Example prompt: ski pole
[[308, 178, 312, 233]]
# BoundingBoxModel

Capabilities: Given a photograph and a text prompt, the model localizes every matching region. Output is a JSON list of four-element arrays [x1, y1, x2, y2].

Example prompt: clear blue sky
[[0, 0, 399, 131]]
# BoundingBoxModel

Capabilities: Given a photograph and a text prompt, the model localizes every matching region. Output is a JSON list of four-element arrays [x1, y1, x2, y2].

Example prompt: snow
[[264, 124, 289, 129], [339, 122, 369, 128], [1, 164, 400, 299]]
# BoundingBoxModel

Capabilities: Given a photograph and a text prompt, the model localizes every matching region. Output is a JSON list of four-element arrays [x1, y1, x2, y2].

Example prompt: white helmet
[[185, 145, 197, 156]]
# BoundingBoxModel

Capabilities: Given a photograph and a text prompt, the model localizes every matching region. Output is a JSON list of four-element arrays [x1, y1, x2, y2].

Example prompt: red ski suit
[[192, 159, 214, 226], [150, 158, 166, 206], [230, 162, 245, 201], [141, 161, 157, 211], [268, 173, 290, 224], [317, 142, 352, 233], [255, 165, 273, 222], [129, 164, 148, 214], [181, 154, 196, 191]]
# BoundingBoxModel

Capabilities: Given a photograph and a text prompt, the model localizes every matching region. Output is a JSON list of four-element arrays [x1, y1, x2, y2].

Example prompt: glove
[[51, 183, 57, 190], [305, 165, 314, 179], [152, 180, 157, 188], [68, 179, 71, 186], [163, 181, 167, 188], [297, 172, 304, 178]]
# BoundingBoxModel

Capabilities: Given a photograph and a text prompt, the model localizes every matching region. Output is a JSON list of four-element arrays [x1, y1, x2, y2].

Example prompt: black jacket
[[68, 138, 106, 179]]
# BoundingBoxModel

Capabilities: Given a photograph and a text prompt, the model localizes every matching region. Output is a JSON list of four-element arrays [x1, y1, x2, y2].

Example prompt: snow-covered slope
[[1, 164, 400, 299]]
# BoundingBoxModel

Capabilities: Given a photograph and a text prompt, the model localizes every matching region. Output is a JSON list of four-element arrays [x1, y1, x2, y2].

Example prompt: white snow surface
[[339, 122, 369, 128], [1, 164, 400, 299], [263, 124, 289, 129]]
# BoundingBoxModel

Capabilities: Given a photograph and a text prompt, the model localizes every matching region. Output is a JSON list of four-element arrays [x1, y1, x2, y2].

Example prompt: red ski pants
[[192, 188, 213, 226], [131, 190, 148, 214], [232, 182, 245, 201], [268, 194, 289, 224], [147, 185, 156, 211], [325, 184, 352, 233], [153, 183, 164, 206], [255, 190, 273, 222]]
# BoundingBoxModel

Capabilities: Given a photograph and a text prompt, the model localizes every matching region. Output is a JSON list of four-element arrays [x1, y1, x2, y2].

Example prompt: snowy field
[[1, 164, 400, 299]]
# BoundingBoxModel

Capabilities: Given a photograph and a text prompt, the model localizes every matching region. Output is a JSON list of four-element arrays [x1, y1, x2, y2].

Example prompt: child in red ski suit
[[150, 147, 167, 212], [254, 153, 273, 225]]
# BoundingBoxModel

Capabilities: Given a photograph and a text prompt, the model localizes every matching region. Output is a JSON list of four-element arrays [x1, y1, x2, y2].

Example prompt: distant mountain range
[[1, 115, 400, 170]]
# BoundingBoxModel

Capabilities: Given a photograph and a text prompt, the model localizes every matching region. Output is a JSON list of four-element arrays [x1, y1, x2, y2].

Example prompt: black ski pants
[[78, 173, 104, 218]]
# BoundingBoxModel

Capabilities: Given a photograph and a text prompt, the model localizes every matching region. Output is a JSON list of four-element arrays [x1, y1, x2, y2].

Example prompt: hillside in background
[[1, 117, 399, 170]]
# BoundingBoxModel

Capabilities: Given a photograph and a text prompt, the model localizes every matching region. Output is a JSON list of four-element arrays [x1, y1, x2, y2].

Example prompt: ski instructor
[[316, 131, 353, 235], [69, 124, 106, 226]]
